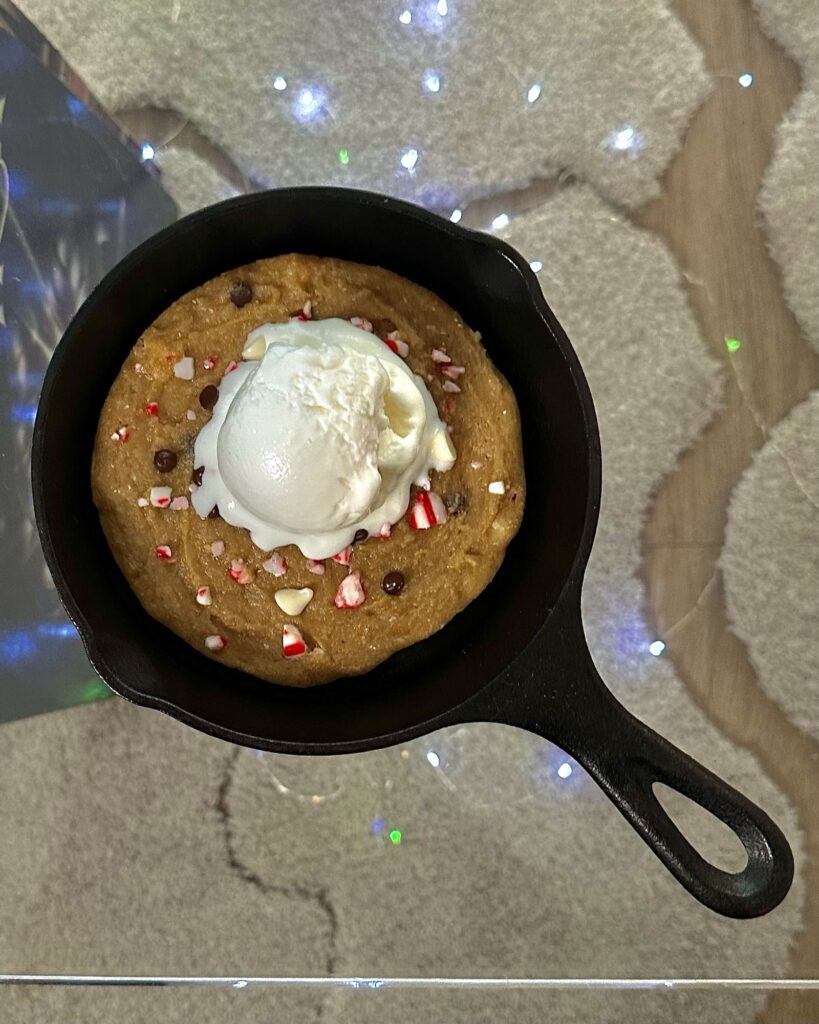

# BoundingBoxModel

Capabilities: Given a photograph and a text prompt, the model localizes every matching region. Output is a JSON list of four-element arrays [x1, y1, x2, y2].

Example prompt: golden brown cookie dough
[[92, 254, 525, 686]]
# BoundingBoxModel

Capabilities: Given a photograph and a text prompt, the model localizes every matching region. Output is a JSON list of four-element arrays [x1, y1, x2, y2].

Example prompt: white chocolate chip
[[274, 587, 314, 616], [242, 336, 266, 361], [173, 355, 194, 380], [488, 480, 506, 495]]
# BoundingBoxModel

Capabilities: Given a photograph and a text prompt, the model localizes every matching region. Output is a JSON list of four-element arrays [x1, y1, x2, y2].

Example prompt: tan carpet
[[722, 392, 819, 740], [16, 0, 710, 210], [753, 0, 819, 354]]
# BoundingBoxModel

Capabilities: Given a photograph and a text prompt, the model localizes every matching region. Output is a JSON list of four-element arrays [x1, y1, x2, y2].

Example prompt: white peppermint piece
[[488, 480, 506, 495], [173, 356, 195, 380]]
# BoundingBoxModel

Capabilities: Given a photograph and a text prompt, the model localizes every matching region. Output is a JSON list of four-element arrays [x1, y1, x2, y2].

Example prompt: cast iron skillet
[[32, 187, 793, 919]]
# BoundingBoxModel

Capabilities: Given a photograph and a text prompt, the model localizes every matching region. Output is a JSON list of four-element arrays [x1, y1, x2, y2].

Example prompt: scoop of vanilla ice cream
[[191, 318, 456, 559], [218, 342, 393, 532]]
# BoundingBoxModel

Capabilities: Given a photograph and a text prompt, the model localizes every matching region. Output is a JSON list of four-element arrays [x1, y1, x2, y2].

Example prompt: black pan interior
[[33, 189, 597, 752]]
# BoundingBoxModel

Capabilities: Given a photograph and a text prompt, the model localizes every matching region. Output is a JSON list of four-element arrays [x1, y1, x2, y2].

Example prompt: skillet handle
[[565, 687, 794, 918], [475, 593, 794, 918]]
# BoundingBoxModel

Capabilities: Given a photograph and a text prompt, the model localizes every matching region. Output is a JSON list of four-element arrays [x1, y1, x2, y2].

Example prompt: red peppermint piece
[[385, 331, 409, 357], [282, 624, 307, 658], [211, 540, 225, 557], [110, 425, 129, 442], [431, 348, 450, 364], [224, 360, 239, 376], [293, 300, 313, 321], [144, 401, 159, 417], [442, 380, 461, 393], [150, 486, 172, 508], [407, 491, 448, 530], [262, 551, 288, 576], [170, 495, 190, 511], [155, 544, 173, 560], [307, 558, 326, 575], [378, 522, 392, 539], [334, 570, 366, 609], [203, 357, 216, 370], [205, 634, 227, 652], [196, 586, 212, 606], [229, 558, 254, 585], [331, 546, 352, 566]]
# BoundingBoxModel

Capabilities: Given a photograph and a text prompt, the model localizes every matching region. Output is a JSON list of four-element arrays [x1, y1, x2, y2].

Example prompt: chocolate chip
[[353, 529, 369, 544], [371, 317, 397, 338], [153, 449, 177, 473], [199, 384, 219, 410], [382, 571, 405, 596], [192, 465, 205, 487], [444, 492, 468, 516], [208, 505, 220, 519], [229, 281, 252, 308]]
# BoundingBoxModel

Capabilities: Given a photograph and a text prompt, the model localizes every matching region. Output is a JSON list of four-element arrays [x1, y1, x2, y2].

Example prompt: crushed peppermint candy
[[205, 634, 227, 652], [134, 362, 144, 374], [110, 425, 129, 442], [407, 491, 448, 529], [292, 300, 313, 321], [431, 348, 451, 363], [196, 586, 212, 606], [144, 401, 159, 417], [331, 546, 352, 566], [137, 497, 149, 507], [440, 363, 465, 380], [170, 495, 190, 511], [211, 540, 225, 557], [262, 551, 288, 576], [203, 357, 216, 370], [442, 380, 461, 393], [150, 486, 172, 508], [224, 360, 239, 376], [307, 559, 326, 575], [384, 330, 409, 357], [378, 522, 392, 539], [350, 315, 373, 332], [173, 355, 194, 380], [186, 409, 197, 421], [488, 480, 507, 495], [470, 460, 483, 469], [334, 570, 366, 609], [228, 558, 254, 585], [155, 544, 173, 560], [282, 623, 307, 658]]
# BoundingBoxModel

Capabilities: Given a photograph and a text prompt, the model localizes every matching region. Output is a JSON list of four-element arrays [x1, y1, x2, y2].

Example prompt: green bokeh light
[[338, 148, 350, 165], [725, 337, 742, 353], [79, 678, 112, 704], [389, 829, 402, 845]]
